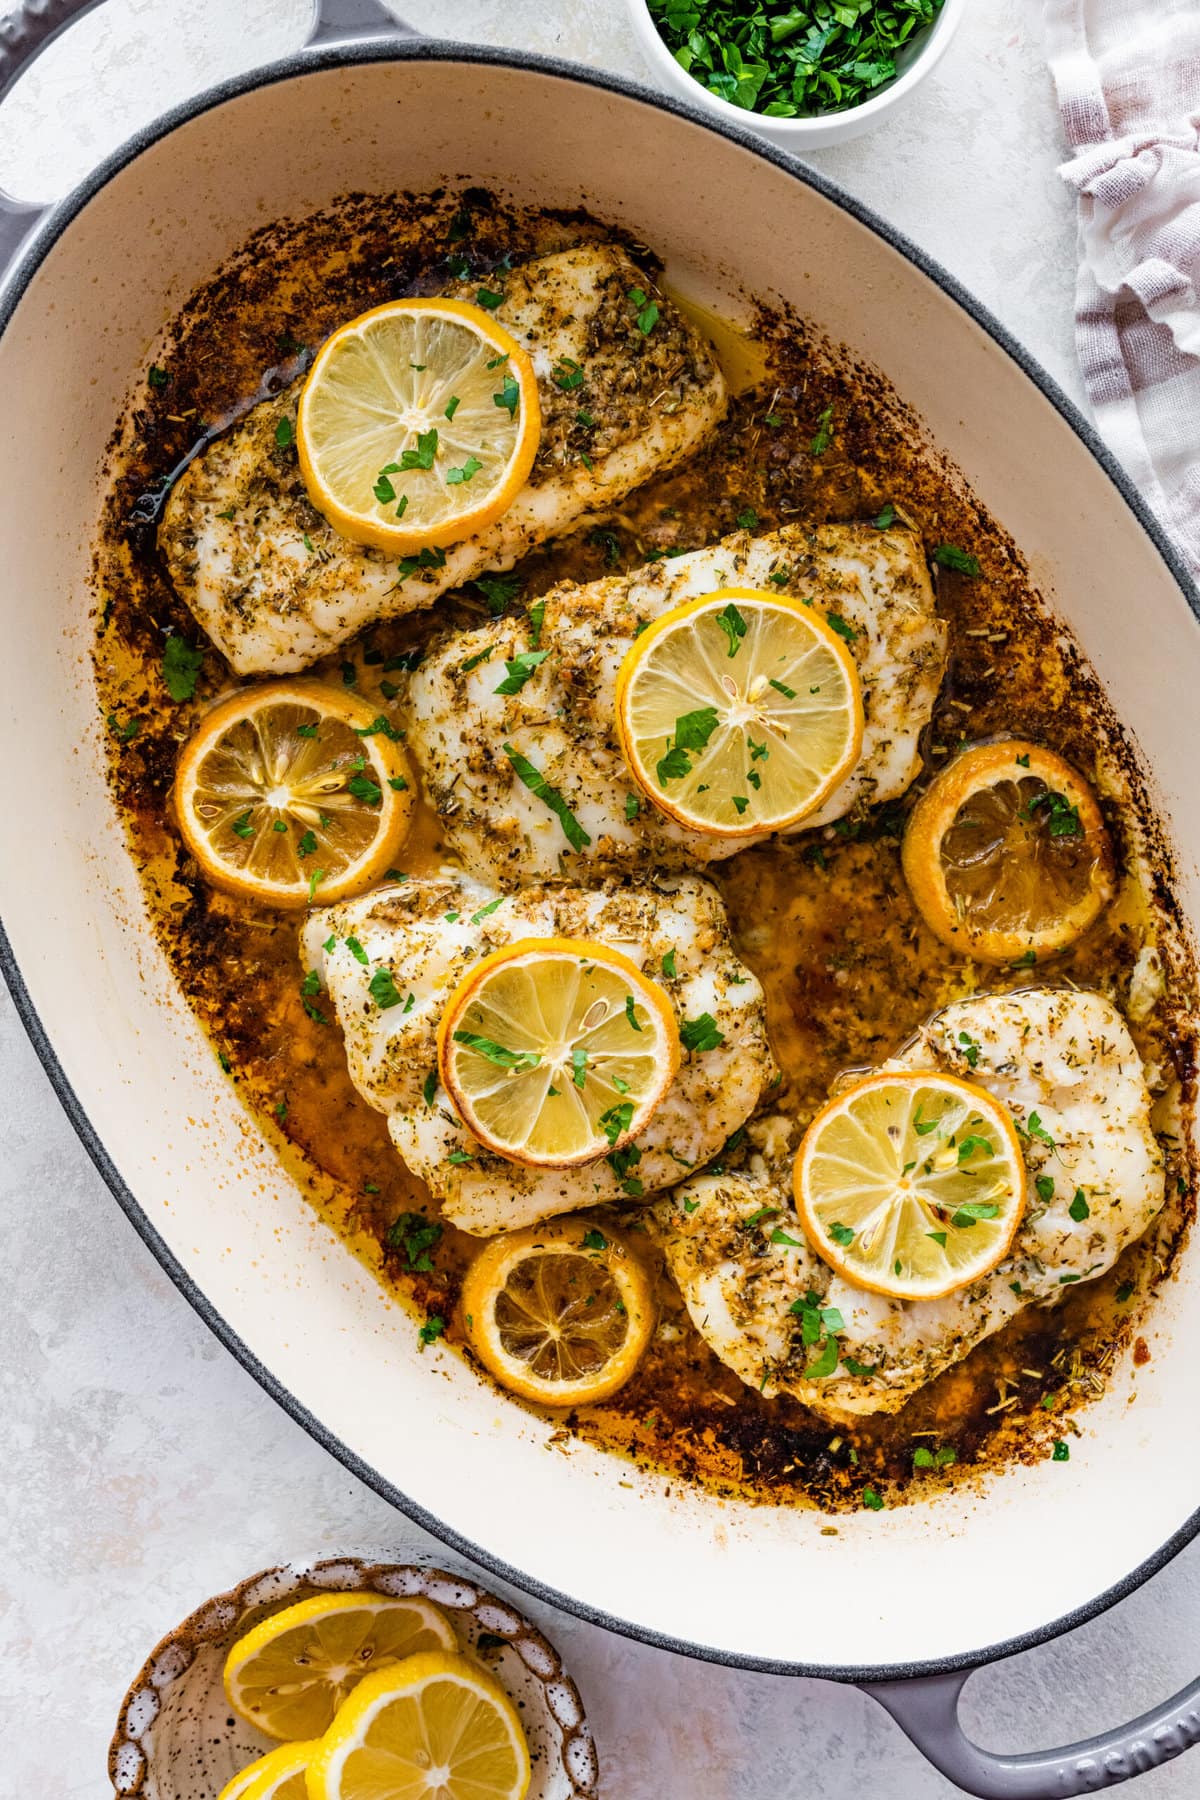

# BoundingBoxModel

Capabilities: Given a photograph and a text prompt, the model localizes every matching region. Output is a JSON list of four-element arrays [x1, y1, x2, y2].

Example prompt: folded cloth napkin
[[1046, 0, 1200, 580]]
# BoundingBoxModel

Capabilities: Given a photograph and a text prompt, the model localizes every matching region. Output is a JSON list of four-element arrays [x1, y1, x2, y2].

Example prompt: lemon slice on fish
[[901, 739, 1114, 964], [297, 298, 540, 553], [223, 1592, 457, 1741], [460, 1218, 656, 1408], [614, 588, 863, 837], [173, 680, 414, 909], [306, 1651, 531, 1800], [794, 1071, 1026, 1301], [437, 936, 679, 1168]]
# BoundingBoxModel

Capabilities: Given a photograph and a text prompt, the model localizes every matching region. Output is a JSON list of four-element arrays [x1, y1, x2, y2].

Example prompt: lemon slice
[[901, 739, 1114, 965], [297, 299, 540, 553], [436, 937, 679, 1168], [174, 680, 414, 908], [229, 1741, 320, 1800], [614, 587, 863, 837], [223, 1593, 457, 1740], [794, 1071, 1026, 1301], [461, 1218, 656, 1407], [307, 1651, 531, 1800]]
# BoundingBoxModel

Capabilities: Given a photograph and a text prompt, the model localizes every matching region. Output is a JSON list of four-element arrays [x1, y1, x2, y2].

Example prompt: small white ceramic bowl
[[625, 0, 967, 149], [108, 1557, 599, 1799]]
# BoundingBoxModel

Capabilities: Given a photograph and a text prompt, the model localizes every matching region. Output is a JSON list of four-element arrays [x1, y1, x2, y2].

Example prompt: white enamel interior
[[2, 55, 1198, 1673]]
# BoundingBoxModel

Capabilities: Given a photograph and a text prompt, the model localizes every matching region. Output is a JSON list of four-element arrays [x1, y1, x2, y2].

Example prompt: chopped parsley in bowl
[[628, 0, 963, 146]]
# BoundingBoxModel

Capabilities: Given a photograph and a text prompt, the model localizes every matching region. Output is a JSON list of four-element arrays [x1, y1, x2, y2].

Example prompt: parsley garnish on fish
[[418, 1315, 445, 1350], [388, 1212, 443, 1272], [656, 705, 720, 785], [825, 612, 856, 642], [476, 287, 505, 311], [401, 428, 438, 471], [368, 967, 404, 1010], [147, 364, 168, 389], [873, 502, 895, 529], [452, 1029, 540, 1071], [274, 416, 294, 449], [628, 285, 660, 335], [502, 743, 591, 851], [599, 1102, 635, 1145], [472, 571, 522, 615], [933, 543, 981, 577], [913, 1445, 957, 1469], [162, 634, 204, 701], [716, 601, 747, 657], [810, 405, 834, 457], [494, 649, 549, 695], [355, 714, 403, 740], [680, 1012, 724, 1053], [347, 773, 382, 806], [1028, 788, 1083, 838]]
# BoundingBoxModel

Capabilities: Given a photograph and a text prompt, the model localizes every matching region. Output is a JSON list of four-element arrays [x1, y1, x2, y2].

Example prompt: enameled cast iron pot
[[4, 4, 1200, 1793]]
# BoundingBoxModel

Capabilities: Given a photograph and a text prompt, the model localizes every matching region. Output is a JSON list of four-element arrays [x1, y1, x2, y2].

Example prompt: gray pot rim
[[3, 31, 1198, 1687]]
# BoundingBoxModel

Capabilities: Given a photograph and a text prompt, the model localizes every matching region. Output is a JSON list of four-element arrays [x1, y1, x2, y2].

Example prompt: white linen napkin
[[1046, 0, 1200, 579]]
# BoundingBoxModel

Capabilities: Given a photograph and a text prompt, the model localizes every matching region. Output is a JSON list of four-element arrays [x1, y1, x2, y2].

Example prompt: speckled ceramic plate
[[108, 1557, 598, 1799]]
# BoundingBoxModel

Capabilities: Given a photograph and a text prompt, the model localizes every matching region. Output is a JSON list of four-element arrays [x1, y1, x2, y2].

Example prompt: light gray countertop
[[2, 3, 1198, 1795]]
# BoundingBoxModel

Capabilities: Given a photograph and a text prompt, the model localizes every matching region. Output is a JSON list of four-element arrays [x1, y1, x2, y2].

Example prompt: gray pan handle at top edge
[[863, 1664, 1200, 1796], [0, 0, 415, 278]]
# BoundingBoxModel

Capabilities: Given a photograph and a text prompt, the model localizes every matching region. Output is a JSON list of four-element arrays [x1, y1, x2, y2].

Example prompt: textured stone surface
[[2, 2, 1199, 1795]]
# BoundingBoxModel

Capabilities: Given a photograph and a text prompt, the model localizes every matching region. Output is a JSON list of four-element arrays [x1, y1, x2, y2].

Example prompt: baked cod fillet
[[406, 523, 945, 883], [656, 988, 1163, 1423], [301, 871, 777, 1236], [159, 245, 726, 675]]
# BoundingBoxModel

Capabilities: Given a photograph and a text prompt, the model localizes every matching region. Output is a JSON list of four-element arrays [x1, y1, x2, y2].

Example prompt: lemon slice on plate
[[297, 298, 540, 553], [901, 739, 1114, 964], [223, 1593, 457, 1741], [223, 1742, 320, 1800], [306, 1651, 531, 1800], [173, 679, 414, 908], [794, 1071, 1026, 1301], [614, 587, 863, 837], [437, 937, 679, 1168], [461, 1218, 656, 1407]]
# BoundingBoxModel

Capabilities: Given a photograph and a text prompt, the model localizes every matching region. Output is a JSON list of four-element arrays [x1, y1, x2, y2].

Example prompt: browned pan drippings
[[90, 189, 1197, 1510]]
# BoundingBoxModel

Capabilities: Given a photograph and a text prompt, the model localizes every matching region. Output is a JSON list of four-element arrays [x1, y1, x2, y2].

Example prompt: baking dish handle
[[0, 0, 415, 279], [864, 1665, 1200, 1797]]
